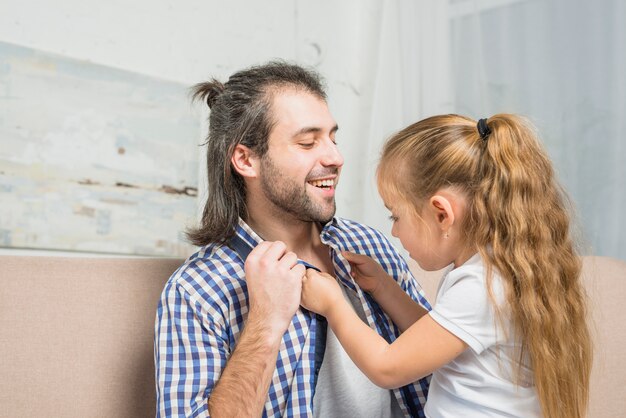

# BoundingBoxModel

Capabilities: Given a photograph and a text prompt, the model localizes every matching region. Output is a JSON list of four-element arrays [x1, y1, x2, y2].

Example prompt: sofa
[[0, 254, 624, 417]]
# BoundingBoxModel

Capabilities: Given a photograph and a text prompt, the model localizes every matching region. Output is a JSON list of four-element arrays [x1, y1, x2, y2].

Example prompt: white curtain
[[351, 0, 454, 241], [448, 0, 625, 260]]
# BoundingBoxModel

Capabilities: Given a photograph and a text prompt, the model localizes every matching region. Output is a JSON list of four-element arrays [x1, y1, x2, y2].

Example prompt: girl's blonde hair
[[378, 114, 592, 418]]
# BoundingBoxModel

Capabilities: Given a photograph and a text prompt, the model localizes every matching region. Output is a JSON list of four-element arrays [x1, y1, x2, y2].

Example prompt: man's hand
[[245, 241, 306, 337], [209, 241, 305, 417], [300, 269, 344, 317], [342, 251, 393, 296]]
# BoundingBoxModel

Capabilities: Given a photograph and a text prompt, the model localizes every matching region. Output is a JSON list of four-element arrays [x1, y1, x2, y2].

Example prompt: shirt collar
[[235, 218, 264, 248], [235, 217, 332, 272], [236, 216, 340, 244]]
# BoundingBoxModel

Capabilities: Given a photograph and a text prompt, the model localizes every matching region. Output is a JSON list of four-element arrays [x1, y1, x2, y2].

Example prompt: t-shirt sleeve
[[428, 271, 500, 354]]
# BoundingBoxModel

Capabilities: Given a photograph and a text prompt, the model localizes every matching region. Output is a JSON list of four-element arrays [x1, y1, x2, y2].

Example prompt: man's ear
[[428, 194, 455, 232], [231, 144, 259, 178]]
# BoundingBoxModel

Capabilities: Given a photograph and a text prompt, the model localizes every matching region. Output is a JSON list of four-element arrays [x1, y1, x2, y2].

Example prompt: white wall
[[0, 0, 403, 255], [1, 0, 294, 84]]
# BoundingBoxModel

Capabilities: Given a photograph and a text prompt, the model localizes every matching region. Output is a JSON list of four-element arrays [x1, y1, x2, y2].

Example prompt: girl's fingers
[[343, 251, 372, 266], [342, 250, 361, 261]]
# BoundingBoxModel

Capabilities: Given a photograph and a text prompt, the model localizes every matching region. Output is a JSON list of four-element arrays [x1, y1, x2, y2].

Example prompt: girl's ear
[[231, 144, 259, 178], [428, 194, 455, 232]]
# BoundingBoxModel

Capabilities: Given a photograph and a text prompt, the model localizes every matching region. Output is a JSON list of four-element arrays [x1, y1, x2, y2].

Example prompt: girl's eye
[[388, 215, 398, 222]]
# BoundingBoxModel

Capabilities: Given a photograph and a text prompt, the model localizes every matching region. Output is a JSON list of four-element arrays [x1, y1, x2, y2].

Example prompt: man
[[155, 62, 431, 417]]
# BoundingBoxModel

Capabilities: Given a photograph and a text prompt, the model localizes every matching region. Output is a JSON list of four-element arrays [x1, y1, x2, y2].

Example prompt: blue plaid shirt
[[155, 217, 431, 417]]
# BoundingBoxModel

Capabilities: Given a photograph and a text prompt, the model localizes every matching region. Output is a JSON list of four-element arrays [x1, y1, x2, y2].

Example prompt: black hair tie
[[477, 118, 491, 140]]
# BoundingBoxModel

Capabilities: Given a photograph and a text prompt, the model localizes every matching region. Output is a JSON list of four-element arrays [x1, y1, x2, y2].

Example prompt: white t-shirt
[[425, 254, 541, 418], [314, 281, 405, 418]]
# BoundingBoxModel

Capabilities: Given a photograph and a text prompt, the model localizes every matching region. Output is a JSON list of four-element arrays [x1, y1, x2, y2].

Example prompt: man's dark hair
[[186, 61, 327, 246]]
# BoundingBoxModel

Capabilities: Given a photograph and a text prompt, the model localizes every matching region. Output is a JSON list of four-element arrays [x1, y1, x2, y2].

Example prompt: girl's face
[[386, 202, 445, 271], [385, 194, 471, 271]]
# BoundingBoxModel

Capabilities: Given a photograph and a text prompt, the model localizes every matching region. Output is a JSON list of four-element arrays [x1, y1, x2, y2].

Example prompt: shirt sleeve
[[428, 271, 500, 354], [155, 278, 229, 418]]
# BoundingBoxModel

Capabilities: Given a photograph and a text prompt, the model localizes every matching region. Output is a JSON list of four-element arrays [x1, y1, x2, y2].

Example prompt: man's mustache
[[306, 168, 339, 181]]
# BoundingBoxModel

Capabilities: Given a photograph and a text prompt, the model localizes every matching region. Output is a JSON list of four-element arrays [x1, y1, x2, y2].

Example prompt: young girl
[[301, 114, 592, 418]]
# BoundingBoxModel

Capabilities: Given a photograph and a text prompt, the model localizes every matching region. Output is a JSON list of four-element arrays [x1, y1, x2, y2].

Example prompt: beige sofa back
[[0, 256, 182, 418], [1, 254, 624, 417]]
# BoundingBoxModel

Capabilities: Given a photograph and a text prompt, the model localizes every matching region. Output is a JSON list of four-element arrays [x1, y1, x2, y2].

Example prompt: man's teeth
[[309, 179, 334, 188]]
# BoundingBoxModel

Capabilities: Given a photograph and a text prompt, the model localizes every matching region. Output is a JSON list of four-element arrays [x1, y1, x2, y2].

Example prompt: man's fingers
[[278, 251, 298, 269], [246, 241, 273, 261], [263, 241, 288, 261], [291, 263, 306, 278], [247, 241, 287, 269]]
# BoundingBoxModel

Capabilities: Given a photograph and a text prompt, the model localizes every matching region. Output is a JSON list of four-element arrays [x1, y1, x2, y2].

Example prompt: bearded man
[[154, 62, 431, 418]]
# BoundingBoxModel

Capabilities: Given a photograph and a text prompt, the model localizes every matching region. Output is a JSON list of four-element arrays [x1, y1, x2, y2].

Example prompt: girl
[[301, 114, 592, 418]]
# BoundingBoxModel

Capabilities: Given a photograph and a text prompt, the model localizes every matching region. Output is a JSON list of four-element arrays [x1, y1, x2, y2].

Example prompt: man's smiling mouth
[[308, 179, 334, 189]]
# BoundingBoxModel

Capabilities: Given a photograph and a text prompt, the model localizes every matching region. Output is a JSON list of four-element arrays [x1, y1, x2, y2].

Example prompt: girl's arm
[[301, 269, 468, 389], [343, 251, 427, 332]]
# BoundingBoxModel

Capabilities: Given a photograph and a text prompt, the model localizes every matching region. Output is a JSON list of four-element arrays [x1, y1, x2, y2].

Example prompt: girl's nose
[[391, 223, 398, 238]]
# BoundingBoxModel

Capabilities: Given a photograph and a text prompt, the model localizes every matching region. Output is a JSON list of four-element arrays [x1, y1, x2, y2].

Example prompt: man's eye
[[300, 142, 314, 148]]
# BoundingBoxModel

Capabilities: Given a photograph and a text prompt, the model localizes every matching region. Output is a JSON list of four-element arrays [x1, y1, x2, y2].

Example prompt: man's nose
[[320, 140, 344, 167]]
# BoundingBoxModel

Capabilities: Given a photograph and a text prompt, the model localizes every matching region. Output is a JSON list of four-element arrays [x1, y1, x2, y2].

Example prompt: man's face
[[258, 89, 343, 223]]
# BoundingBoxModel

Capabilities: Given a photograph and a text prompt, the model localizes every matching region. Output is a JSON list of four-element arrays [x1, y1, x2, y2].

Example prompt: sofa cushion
[[1, 254, 624, 417], [0, 255, 182, 418]]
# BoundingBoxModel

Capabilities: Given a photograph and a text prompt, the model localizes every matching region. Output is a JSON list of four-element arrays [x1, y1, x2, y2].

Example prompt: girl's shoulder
[[439, 253, 484, 291], [438, 254, 505, 306]]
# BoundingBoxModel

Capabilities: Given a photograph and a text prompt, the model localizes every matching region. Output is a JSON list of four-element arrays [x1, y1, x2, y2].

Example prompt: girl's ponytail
[[471, 114, 591, 418]]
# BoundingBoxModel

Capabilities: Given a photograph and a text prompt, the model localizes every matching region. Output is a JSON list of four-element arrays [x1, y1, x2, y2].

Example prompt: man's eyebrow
[[292, 124, 339, 137]]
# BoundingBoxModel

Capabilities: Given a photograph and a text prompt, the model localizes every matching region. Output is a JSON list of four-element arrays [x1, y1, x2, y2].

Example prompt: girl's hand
[[342, 251, 392, 296], [301, 269, 343, 316]]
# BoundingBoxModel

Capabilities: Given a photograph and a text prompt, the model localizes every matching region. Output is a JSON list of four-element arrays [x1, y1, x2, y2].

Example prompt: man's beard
[[259, 155, 337, 223]]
